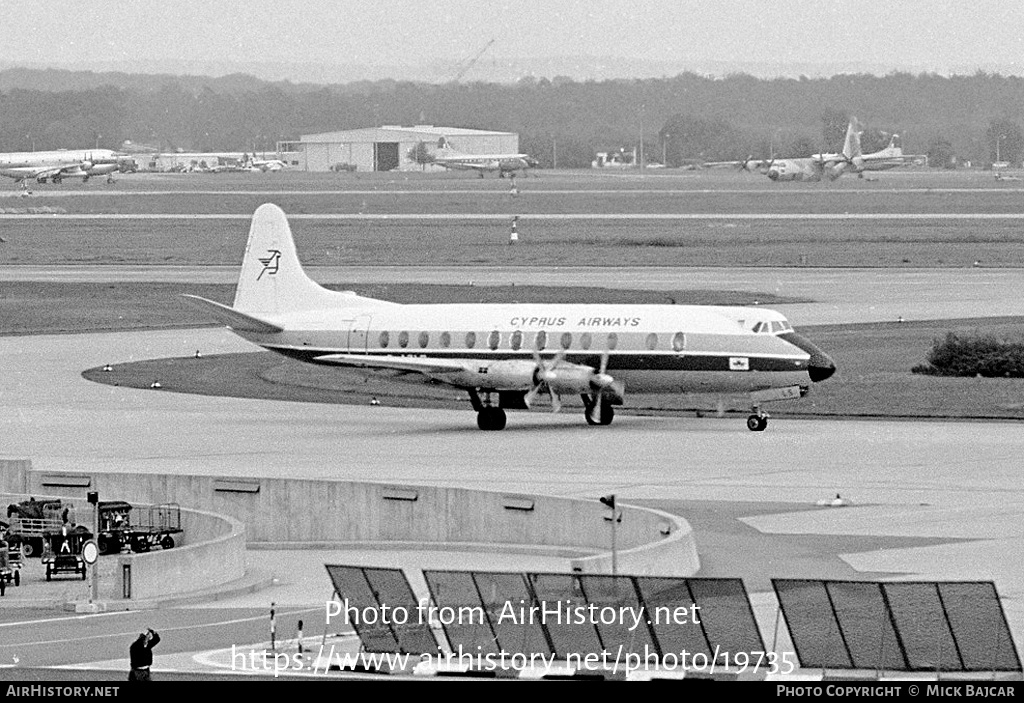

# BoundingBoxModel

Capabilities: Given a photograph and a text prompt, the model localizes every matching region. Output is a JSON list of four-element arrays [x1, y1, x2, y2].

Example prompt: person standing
[[128, 628, 160, 681]]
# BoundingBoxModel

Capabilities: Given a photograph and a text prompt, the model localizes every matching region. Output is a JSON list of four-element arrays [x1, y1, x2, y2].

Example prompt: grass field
[[5, 169, 1023, 422], [1, 170, 1024, 267]]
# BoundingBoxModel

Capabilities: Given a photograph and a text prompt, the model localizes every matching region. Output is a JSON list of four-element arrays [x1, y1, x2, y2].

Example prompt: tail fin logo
[[257, 249, 281, 280]]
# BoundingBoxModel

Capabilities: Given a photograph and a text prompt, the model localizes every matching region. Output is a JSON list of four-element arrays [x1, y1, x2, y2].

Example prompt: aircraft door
[[348, 315, 372, 352]]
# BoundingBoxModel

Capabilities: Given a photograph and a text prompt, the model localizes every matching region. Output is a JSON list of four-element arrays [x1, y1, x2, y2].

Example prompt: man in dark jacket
[[128, 629, 160, 681]]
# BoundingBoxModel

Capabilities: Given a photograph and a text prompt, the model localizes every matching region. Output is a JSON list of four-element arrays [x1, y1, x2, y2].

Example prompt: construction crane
[[452, 38, 495, 82]]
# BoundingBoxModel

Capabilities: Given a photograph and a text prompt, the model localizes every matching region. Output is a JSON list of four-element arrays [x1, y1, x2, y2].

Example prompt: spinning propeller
[[523, 351, 619, 419], [586, 352, 617, 425], [525, 350, 566, 412]]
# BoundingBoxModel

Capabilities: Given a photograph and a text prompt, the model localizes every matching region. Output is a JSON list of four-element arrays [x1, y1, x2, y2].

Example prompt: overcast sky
[[5, 1, 1024, 77]]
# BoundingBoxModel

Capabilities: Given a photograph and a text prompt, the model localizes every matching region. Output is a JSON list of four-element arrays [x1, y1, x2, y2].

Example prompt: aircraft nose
[[779, 332, 836, 382]]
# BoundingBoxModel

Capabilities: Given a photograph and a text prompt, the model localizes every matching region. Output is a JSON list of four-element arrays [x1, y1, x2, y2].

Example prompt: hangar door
[[374, 142, 399, 171]]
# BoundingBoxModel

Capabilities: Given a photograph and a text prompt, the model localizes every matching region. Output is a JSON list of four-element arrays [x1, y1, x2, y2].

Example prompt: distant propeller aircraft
[[706, 119, 925, 181]]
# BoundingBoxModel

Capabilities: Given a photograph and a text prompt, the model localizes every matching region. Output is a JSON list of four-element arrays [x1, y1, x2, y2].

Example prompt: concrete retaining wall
[[2, 487, 244, 604], [1, 459, 699, 578]]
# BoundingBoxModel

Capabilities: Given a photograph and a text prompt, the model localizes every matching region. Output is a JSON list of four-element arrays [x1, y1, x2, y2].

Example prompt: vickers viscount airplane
[[185, 205, 835, 431], [429, 137, 537, 178]]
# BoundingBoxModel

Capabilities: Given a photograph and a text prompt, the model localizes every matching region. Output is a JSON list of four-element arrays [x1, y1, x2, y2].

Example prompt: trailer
[[5, 499, 68, 558], [94, 502, 182, 555]]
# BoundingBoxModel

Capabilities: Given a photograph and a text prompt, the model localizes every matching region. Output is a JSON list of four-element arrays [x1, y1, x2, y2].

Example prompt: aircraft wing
[[434, 159, 495, 172], [314, 353, 471, 375], [0, 163, 85, 181]]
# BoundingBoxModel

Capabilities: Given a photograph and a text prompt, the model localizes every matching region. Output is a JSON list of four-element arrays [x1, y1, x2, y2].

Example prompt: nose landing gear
[[746, 413, 768, 432]]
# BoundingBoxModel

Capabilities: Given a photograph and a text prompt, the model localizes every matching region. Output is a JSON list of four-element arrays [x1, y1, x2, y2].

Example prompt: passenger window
[[510, 330, 523, 350], [607, 333, 618, 350], [672, 332, 686, 352], [535, 330, 547, 350], [580, 332, 592, 350], [398, 331, 409, 348], [440, 331, 451, 348], [645, 333, 658, 350], [465, 331, 476, 348], [488, 330, 500, 350], [560, 332, 573, 349], [378, 331, 390, 348], [418, 331, 430, 348]]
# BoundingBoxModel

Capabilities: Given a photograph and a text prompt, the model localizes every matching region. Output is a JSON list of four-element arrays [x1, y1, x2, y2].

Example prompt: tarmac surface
[[1, 263, 1023, 679]]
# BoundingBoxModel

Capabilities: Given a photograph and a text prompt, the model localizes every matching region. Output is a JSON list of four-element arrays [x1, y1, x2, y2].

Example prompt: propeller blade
[[524, 383, 543, 408], [527, 350, 567, 411]]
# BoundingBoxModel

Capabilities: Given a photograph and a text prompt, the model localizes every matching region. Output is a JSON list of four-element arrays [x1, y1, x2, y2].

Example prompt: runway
[[4, 212, 1024, 220], [3, 265, 1020, 324]]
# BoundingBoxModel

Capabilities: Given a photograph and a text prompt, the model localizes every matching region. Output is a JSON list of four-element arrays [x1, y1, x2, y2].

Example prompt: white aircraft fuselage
[[432, 153, 537, 177], [0, 149, 126, 183], [186, 205, 835, 431]]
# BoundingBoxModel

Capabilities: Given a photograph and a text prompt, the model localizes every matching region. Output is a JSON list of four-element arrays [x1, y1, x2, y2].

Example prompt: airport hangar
[[277, 125, 518, 172]]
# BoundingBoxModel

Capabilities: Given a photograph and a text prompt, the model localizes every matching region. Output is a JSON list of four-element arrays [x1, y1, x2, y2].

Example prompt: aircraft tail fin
[[843, 118, 863, 160], [232, 203, 343, 315]]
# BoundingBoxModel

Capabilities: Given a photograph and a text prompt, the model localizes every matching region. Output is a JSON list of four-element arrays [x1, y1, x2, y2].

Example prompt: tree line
[[2, 69, 1024, 168]]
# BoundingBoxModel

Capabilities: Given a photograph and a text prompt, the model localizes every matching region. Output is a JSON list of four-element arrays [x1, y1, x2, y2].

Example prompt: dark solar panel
[[938, 582, 1022, 672], [324, 565, 401, 653], [688, 578, 765, 659], [360, 567, 439, 655], [774, 579, 1021, 673], [883, 583, 962, 671], [423, 570, 499, 655], [526, 573, 604, 657], [772, 579, 853, 669], [826, 581, 906, 670], [577, 575, 656, 656], [472, 571, 552, 656], [635, 576, 712, 657]]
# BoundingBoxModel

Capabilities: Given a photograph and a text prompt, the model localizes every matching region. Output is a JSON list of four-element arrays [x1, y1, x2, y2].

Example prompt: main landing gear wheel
[[585, 403, 614, 426], [746, 414, 768, 432], [477, 407, 507, 431]]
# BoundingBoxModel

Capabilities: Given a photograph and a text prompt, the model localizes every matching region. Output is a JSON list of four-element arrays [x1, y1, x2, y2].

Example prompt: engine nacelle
[[542, 366, 599, 395], [463, 359, 539, 390]]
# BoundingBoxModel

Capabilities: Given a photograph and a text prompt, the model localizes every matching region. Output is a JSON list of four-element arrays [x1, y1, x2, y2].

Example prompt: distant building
[[277, 125, 518, 173], [592, 148, 638, 169]]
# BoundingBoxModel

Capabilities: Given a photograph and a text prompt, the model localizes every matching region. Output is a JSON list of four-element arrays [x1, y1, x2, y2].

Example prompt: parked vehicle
[[41, 525, 92, 580], [6, 498, 68, 558]]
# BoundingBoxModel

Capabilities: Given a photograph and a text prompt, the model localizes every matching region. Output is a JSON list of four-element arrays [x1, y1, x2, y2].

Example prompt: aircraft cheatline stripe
[[3, 213, 1024, 220], [264, 346, 809, 373]]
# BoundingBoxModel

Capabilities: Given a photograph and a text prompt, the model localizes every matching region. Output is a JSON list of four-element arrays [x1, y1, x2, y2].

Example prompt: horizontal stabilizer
[[181, 294, 284, 333], [314, 353, 469, 374]]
